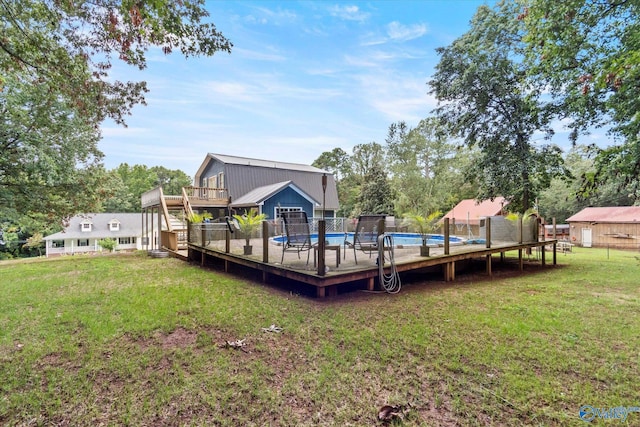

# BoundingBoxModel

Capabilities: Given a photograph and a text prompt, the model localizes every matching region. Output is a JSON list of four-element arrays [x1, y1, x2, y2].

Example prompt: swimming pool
[[270, 232, 466, 247]]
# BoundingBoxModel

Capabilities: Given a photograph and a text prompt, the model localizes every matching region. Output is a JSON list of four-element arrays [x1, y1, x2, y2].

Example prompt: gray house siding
[[195, 154, 339, 214], [200, 161, 225, 187]]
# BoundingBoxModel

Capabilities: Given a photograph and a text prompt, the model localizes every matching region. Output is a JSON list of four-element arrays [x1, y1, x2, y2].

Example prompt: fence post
[[444, 218, 450, 255], [262, 221, 269, 263], [317, 220, 326, 276]]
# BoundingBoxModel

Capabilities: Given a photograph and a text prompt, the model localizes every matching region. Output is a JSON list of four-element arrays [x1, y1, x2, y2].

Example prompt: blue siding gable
[[263, 187, 313, 219]]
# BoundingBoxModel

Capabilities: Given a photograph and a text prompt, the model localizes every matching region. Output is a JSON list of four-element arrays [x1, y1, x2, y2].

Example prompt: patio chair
[[344, 214, 386, 264], [280, 211, 312, 264]]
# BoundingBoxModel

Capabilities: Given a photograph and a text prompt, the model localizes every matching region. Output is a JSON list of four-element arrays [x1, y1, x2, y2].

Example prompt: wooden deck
[[184, 237, 559, 297]]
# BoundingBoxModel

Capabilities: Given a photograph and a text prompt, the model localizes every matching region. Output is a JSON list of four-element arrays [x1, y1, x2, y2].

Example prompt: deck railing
[[141, 187, 163, 208], [184, 186, 229, 205]]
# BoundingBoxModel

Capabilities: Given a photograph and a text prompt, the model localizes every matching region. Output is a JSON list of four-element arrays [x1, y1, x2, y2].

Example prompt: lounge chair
[[344, 214, 386, 264], [280, 211, 312, 264]]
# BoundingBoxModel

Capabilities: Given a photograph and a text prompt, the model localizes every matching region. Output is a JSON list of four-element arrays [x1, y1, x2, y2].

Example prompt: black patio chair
[[344, 214, 386, 264], [280, 211, 312, 264]]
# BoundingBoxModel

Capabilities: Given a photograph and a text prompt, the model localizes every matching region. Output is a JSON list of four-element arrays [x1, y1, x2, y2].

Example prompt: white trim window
[[77, 239, 89, 247], [81, 221, 92, 232], [118, 237, 136, 245], [275, 206, 302, 219], [109, 220, 120, 231]]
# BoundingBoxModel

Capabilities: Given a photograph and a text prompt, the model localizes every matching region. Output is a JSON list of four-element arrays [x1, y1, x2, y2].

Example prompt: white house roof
[[44, 213, 145, 240]]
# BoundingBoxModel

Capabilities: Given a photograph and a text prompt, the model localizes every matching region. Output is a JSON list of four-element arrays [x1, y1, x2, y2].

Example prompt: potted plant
[[405, 211, 442, 256], [232, 209, 267, 255], [187, 212, 212, 223]]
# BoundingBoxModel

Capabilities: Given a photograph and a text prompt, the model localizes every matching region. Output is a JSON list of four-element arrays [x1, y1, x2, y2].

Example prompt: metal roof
[[230, 181, 317, 207], [209, 153, 327, 173], [44, 213, 150, 240], [442, 197, 509, 225], [566, 207, 640, 223], [194, 153, 339, 210]]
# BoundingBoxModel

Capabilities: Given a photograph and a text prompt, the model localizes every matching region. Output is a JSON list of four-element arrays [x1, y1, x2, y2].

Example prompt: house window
[[52, 240, 65, 248], [77, 239, 89, 247], [275, 207, 303, 219], [118, 237, 135, 245], [218, 172, 225, 189], [109, 220, 120, 231], [81, 222, 92, 232], [202, 177, 208, 188], [141, 237, 149, 245]]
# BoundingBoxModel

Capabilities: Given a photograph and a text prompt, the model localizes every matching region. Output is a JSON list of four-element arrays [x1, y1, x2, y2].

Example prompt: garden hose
[[378, 233, 401, 294]]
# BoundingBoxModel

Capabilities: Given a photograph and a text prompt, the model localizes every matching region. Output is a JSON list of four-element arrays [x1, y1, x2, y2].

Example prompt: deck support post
[[541, 244, 546, 266], [518, 249, 523, 271], [444, 262, 455, 282], [157, 206, 163, 249], [367, 277, 375, 291], [225, 228, 231, 253], [486, 254, 492, 276], [317, 287, 325, 298]]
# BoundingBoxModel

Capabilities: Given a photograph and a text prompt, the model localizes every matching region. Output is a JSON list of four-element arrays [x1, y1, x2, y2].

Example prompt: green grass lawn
[[1, 248, 639, 426]]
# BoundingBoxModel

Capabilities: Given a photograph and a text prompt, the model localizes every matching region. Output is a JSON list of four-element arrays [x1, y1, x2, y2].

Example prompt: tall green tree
[[1, 1, 231, 227], [0, 0, 232, 126], [103, 164, 192, 212], [522, 0, 640, 202], [429, 1, 568, 212], [312, 148, 350, 182], [385, 118, 468, 215], [356, 164, 395, 216]]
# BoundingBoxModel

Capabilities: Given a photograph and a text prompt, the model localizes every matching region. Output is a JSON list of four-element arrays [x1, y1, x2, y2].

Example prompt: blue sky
[[99, 1, 605, 175]]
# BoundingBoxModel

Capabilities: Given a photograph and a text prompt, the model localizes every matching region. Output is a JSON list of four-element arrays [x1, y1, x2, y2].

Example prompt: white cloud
[[386, 21, 428, 42], [328, 4, 370, 22], [234, 47, 286, 62], [244, 6, 298, 25]]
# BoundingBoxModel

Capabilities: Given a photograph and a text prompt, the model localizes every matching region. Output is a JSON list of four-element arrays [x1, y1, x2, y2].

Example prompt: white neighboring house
[[44, 213, 150, 257]]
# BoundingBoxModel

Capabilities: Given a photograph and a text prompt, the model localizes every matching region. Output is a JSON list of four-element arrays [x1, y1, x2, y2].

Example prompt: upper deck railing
[[141, 186, 229, 209]]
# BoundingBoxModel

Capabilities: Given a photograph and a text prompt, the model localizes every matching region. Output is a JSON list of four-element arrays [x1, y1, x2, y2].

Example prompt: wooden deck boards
[[182, 238, 557, 297]]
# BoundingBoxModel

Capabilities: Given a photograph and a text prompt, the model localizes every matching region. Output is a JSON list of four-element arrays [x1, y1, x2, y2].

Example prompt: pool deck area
[[181, 235, 559, 297]]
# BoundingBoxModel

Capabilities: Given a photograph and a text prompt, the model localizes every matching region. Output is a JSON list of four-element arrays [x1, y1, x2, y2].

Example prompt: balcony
[[141, 186, 230, 209]]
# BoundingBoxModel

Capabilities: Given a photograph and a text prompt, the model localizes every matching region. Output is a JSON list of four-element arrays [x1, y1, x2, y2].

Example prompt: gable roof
[[195, 153, 339, 210], [566, 207, 640, 223], [44, 213, 146, 240], [442, 197, 508, 225], [230, 181, 317, 208]]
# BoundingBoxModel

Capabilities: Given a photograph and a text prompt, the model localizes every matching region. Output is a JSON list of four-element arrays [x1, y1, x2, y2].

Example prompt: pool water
[[271, 232, 465, 246]]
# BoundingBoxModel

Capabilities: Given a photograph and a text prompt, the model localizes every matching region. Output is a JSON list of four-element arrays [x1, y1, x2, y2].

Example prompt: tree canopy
[[1, 0, 231, 229], [522, 0, 640, 201], [429, 1, 568, 211]]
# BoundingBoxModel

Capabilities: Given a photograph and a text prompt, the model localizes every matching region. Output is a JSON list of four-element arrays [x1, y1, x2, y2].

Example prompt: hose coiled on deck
[[378, 233, 401, 294]]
